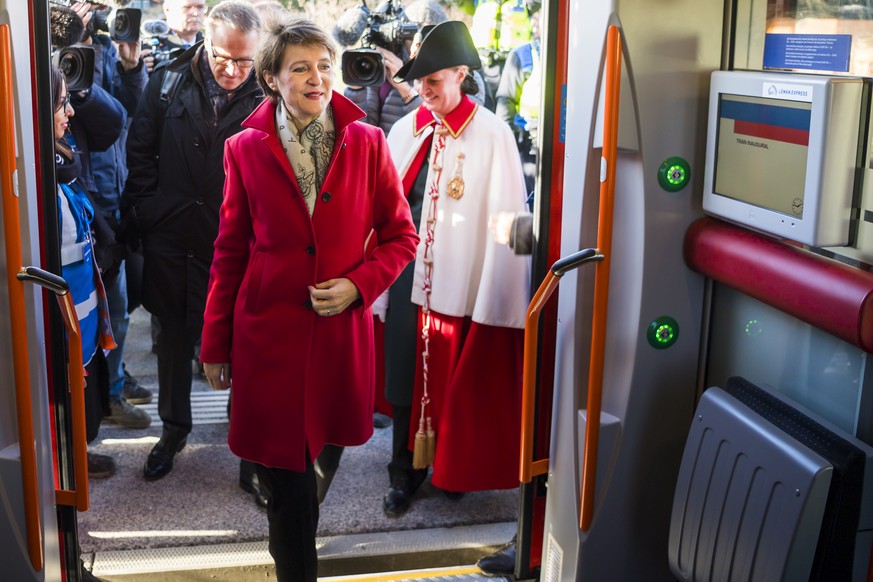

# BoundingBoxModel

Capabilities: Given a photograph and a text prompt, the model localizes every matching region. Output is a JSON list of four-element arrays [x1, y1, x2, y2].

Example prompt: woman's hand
[[204, 362, 232, 391], [308, 278, 360, 317]]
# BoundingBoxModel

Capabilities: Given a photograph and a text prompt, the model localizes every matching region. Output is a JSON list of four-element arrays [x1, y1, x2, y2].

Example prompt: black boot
[[383, 466, 427, 517], [143, 426, 188, 481], [239, 459, 270, 508], [476, 534, 517, 577], [314, 444, 345, 505]]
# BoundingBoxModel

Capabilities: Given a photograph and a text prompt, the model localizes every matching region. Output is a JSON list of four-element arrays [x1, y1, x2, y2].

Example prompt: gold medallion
[[447, 177, 465, 200], [447, 152, 466, 200]]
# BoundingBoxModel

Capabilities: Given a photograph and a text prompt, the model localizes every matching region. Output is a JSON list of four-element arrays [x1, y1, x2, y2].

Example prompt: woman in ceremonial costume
[[386, 20, 530, 494]]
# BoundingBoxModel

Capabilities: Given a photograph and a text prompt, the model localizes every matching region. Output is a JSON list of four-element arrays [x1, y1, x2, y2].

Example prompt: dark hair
[[51, 67, 74, 158], [461, 72, 479, 96], [51, 66, 65, 113], [255, 19, 337, 103]]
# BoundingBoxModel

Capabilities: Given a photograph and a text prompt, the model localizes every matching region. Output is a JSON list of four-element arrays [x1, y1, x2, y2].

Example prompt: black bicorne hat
[[393, 20, 481, 83]]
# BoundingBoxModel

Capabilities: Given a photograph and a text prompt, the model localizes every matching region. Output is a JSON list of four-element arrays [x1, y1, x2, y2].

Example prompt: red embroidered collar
[[413, 95, 478, 138]]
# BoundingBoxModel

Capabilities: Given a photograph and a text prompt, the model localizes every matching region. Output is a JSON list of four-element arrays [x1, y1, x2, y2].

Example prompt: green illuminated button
[[657, 156, 690, 192], [745, 319, 763, 337], [647, 316, 679, 349]]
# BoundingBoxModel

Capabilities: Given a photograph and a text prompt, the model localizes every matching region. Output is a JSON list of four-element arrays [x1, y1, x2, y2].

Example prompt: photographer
[[339, 0, 492, 133], [54, 0, 152, 430], [142, 0, 206, 74]]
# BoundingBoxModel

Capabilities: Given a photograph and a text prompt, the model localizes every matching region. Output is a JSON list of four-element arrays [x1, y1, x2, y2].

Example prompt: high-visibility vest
[[518, 40, 541, 131], [470, 0, 531, 53], [58, 180, 114, 364]]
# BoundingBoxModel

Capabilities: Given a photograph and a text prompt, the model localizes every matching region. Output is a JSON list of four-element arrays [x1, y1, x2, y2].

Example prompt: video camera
[[53, 45, 95, 91], [140, 19, 185, 69], [49, 0, 142, 43], [340, 0, 418, 87]]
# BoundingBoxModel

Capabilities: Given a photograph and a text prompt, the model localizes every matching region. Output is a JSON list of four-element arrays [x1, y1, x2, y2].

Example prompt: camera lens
[[341, 50, 384, 87], [53, 46, 95, 91], [115, 12, 129, 34], [59, 50, 86, 88]]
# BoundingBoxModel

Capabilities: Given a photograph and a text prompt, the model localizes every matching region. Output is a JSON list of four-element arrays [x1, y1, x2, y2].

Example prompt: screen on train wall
[[714, 94, 810, 219], [703, 71, 863, 247]]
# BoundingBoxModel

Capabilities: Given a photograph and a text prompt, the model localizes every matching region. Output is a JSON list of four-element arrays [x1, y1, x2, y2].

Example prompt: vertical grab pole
[[580, 24, 622, 532], [0, 23, 44, 571]]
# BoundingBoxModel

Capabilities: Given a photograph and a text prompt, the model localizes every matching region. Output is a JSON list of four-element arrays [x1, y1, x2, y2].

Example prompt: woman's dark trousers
[[255, 459, 319, 582]]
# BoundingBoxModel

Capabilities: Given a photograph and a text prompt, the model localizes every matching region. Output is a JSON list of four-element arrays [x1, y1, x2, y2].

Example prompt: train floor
[[79, 308, 520, 580]]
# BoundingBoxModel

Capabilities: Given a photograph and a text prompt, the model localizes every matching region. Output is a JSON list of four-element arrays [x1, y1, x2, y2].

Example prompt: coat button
[[187, 250, 194, 258], [193, 137, 201, 147], [196, 197, 204, 205], [304, 299, 313, 309], [321, 192, 332, 202], [305, 246, 315, 255]]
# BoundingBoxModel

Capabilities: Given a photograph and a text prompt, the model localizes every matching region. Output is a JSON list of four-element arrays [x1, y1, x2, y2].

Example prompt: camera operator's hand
[[116, 41, 142, 71], [72, 1, 94, 31], [377, 48, 404, 86], [377, 47, 416, 102], [141, 49, 156, 74]]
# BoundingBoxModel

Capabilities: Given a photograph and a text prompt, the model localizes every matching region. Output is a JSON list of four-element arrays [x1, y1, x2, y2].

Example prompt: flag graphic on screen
[[720, 99, 810, 146]]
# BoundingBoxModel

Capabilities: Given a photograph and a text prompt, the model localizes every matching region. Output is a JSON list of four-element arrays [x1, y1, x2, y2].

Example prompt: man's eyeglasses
[[210, 46, 255, 71], [56, 93, 72, 113]]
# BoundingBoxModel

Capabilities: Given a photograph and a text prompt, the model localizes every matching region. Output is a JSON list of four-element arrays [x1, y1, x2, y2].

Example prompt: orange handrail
[[17, 267, 89, 512], [520, 248, 602, 483], [580, 24, 622, 532], [0, 23, 44, 571]]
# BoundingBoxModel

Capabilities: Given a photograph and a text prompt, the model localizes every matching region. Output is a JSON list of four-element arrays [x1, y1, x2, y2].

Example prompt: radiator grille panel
[[669, 387, 832, 582]]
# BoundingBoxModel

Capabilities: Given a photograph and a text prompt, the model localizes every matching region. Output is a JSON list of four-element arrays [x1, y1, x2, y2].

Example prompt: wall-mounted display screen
[[714, 94, 810, 219], [703, 71, 863, 247]]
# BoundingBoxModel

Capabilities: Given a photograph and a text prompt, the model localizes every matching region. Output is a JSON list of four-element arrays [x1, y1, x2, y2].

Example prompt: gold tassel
[[412, 418, 428, 469], [425, 417, 436, 466]]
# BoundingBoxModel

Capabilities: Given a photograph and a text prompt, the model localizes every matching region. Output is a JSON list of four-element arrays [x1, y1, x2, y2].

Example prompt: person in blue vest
[[52, 67, 117, 479], [63, 1, 154, 431], [452, 0, 533, 103], [495, 6, 540, 198]]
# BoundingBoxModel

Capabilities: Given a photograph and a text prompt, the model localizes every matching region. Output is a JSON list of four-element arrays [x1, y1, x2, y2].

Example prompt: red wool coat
[[200, 94, 418, 471]]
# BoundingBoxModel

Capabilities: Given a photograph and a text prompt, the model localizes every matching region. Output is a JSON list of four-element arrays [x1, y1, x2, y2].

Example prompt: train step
[[85, 522, 520, 581]]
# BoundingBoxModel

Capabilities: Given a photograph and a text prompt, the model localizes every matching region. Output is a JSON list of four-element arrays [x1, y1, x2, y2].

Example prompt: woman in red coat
[[200, 19, 418, 582]]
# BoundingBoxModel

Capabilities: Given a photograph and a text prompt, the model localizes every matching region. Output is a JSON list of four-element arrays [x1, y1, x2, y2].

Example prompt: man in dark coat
[[124, 0, 263, 481]]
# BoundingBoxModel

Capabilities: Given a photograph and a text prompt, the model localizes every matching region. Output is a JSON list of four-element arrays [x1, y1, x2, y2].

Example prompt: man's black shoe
[[143, 430, 187, 481], [373, 412, 392, 429], [383, 487, 412, 517], [239, 474, 270, 508], [476, 536, 517, 577], [443, 489, 465, 501]]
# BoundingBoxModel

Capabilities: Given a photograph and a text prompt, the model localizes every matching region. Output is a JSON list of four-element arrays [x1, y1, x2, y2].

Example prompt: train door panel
[[1, 0, 76, 580], [542, 0, 724, 580]]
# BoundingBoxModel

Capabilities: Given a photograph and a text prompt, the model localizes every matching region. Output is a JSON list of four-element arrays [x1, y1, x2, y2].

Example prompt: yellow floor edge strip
[[321, 565, 482, 581]]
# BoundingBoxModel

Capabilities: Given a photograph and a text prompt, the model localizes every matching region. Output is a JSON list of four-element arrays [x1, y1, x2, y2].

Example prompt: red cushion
[[684, 217, 873, 353]]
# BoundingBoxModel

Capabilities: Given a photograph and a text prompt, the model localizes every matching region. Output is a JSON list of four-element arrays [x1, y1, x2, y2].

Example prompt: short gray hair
[[206, 0, 262, 36]]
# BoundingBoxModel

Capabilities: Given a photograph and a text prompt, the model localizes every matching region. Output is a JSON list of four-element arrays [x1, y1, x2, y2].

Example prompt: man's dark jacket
[[124, 42, 263, 324]]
